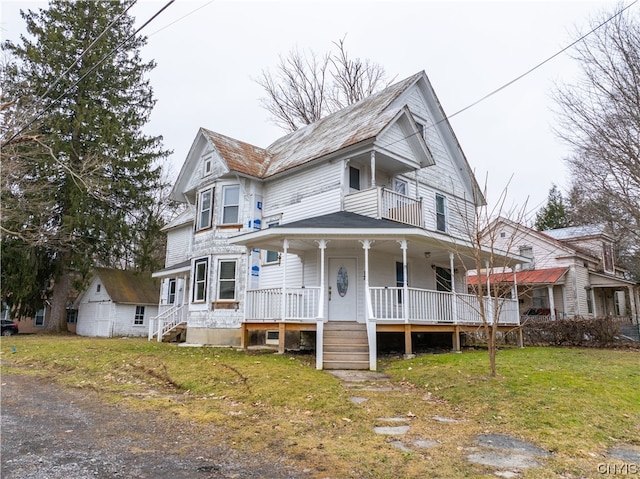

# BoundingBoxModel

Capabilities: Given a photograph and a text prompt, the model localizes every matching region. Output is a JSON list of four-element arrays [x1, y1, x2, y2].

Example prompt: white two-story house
[[151, 71, 522, 370]]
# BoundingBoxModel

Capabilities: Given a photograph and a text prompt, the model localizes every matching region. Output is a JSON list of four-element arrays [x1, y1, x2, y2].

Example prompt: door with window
[[328, 258, 357, 321]]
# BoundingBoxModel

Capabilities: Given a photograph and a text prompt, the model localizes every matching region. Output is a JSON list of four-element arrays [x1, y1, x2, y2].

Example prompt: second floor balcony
[[344, 187, 424, 228]]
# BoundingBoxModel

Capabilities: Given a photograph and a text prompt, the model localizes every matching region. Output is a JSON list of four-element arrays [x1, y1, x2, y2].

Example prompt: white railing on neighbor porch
[[245, 287, 320, 321], [149, 304, 186, 341], [370, 287, 519, 325]]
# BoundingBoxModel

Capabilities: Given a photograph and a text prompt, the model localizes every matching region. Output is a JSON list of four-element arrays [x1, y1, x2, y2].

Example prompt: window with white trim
[[134, 306, 145, 325], [265, 221, 280, 264], [415, 121, 426, 140], [203, 154, 213, 177], [197, 187, 213, 231], [394, 179, 408, 196], [222, 185, 240, 224], [435, 194, 447, 232], [349, 166, 361, 191], [167, 279, 176, 304], [193, 258, 208, 303], [217, 260, 237, 300], [34, 308, 46, 327]]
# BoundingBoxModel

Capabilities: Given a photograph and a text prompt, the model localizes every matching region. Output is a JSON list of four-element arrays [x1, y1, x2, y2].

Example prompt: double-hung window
[[167, 279, 176, 304], [197, 188, 213, 230], [435, 194, 447, 232], [265, 221, 280, 264], [218, 260, 237, 300], [349, 166, 361, 191], [222, 185, 240, 224], [193, 258, 208, 303], [134, 306, 145, 325]]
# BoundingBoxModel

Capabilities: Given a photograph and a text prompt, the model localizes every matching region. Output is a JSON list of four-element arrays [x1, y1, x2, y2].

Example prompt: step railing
[[149, 304, 186, 341]]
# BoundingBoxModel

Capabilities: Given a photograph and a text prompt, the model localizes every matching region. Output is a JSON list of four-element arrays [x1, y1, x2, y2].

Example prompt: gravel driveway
[[1, 373, 307, 479]]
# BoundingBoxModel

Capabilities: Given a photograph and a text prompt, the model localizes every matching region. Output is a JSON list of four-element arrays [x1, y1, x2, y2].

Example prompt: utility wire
[[2, 0, 176, 147], [147, 0, 215, 37], [381, 0, 639, 150]]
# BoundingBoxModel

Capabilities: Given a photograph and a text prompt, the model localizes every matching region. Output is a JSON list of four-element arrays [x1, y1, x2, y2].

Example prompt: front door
[[328, 258, 357, 321]]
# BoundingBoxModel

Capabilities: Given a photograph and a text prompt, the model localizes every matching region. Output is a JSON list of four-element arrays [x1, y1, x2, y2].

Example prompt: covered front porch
[[231, 211, 522, 370]]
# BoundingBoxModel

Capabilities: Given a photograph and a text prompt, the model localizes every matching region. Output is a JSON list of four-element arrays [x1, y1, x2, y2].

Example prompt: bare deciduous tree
[[256, 36, 394, 132], [553, 7, 640, 277]]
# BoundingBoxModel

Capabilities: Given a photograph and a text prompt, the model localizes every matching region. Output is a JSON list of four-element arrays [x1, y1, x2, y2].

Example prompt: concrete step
[[323, 359, 370, 370]]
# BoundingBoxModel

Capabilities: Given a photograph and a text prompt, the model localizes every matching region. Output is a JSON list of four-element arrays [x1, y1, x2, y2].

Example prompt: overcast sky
[[2, 0, 626, 219]]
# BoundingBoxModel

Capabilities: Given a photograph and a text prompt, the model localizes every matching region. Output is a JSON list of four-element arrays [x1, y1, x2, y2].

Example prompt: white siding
[[165, 225, 192, 267], [263, 161, 343, 224]]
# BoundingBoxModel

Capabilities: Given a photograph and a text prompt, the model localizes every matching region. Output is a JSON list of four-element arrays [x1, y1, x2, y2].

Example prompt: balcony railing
[[344, 187, 423, 228]]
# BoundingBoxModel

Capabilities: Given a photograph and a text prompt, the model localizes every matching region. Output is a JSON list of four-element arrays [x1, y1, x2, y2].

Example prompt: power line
[[147, 0, 215, 37], [381, 0, 639, 151], [2, 0, 176, 147]]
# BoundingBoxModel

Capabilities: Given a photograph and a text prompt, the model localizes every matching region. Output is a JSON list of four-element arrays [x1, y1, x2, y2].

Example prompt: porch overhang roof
[[152, 260, 191, 278], [588, 271, 636, 288], [229, 212, 519, 268], [468, 267, 569, 286]]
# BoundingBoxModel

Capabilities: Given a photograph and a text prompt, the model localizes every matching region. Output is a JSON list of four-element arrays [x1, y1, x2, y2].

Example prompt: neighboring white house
[[77, 268, 159, 338], [486, 219, 639, 323], [152, 71, 522, 370]]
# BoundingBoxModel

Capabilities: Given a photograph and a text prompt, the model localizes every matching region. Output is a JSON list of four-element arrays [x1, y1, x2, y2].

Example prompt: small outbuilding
[[76, 268, 159, 338]]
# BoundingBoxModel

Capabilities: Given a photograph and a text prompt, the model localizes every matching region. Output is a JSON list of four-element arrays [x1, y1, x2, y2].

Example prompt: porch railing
[[245, 287, 320, 321], [370, 287, 519, 325], [149, 304, 186, 341]]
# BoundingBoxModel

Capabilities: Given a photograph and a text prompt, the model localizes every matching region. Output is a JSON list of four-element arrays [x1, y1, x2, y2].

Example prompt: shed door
[[328, 258, 357, 321]]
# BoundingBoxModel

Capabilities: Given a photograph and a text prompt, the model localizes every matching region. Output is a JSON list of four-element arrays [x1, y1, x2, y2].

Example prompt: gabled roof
[[264, 72, 425, 177], [93, 268, 159, 305], [161, 207, 194, 231], [173, 71, 483, 203], [201, 129, 270, 177]]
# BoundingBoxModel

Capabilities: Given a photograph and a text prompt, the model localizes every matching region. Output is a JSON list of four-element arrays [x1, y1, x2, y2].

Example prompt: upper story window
[[394, 179, 408, 196], [415, 121, 426, 140], [435, 194, 447, 232], [349, 166, 361, 191], [193, 258, 208, 303], [197, 187, 213, 231], [203, 154, 213, 177], [218, 260, 237, 300], [519, 245, 534, 270], [603, 242, 614, 273], [222, 185, 240, 224]]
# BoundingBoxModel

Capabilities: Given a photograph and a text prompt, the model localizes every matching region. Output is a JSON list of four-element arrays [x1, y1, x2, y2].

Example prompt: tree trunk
[[47, 272, 71, 332]]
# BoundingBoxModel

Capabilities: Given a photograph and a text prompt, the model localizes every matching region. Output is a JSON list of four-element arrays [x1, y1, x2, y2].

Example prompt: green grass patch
[[2, 335, 638, 478]]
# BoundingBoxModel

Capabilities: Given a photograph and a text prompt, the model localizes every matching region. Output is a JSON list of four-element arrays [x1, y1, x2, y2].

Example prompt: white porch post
[[360, 239, 377, 371], [316, 239, 328, 370], [450, 252, 460, 351], [399, 240, 409, 323], [513, 265, 521, 320], [590, 287, 598, 317], [281, 239, 289, 321], [485, 260, 494, 325], [244, 247, 251, 322], [370, 151, 376, 187], [629, 286, 638, 324], [547, 285, 556, 320]]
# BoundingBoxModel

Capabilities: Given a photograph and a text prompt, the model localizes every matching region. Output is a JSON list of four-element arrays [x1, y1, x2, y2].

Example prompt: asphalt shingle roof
[[94, 268, 160, 305]]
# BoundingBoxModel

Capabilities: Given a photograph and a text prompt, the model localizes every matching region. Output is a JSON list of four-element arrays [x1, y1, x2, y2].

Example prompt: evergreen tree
[[1, 1, 170, 329], [534, 184, 570, 231]]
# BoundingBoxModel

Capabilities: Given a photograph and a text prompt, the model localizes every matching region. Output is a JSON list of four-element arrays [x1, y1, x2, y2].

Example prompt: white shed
[[76, 268, 160, 338]]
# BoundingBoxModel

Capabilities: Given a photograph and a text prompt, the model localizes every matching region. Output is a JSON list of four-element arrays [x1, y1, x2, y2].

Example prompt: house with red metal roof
[[151, 71, 523, 370], [482, 219, 639, 323]]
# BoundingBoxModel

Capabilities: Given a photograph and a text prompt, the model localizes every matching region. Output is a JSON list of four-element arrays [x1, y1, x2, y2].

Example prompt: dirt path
[[1, 373, 307, 479]]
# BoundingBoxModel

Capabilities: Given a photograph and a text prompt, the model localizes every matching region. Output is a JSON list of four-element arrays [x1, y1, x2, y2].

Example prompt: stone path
[[328, 369, 640, 477]]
